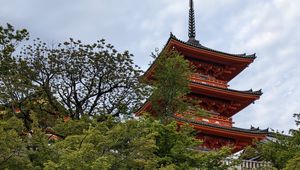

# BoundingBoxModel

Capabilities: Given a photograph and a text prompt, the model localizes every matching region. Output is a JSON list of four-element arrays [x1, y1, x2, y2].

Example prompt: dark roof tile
[[170, 33, 256, 59], [173, 116, 269, 135]]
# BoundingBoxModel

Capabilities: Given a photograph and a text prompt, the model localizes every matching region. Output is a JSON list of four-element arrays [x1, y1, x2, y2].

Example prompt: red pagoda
[[137, 0, 268, 152]]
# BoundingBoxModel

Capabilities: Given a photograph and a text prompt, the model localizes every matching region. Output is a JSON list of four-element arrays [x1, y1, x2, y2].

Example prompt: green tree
[[149, 50, 192, 123], [20, 38, 147, 119], [0, 23, 30, 106], [0, 23, 36, 129], [43, 116, 157, 170], [43, 116, 230, 170], [242, 113, 300, 169], [1, 115, 231, 170], [0, 23, 232, 170], [284, 155, 300, 170], [0, 117, 33, 169], [0, 23, 29, 61], [150, 119, 230, 169], [19, 38, 66, 117]]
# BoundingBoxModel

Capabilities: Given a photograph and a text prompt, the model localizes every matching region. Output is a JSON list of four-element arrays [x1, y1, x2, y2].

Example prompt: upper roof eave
[[169, 33, 257, 59], [142, 33, 257, 80]]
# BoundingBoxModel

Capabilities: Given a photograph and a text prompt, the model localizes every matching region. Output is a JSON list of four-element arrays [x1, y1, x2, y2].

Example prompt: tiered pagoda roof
[[137, 0, 268, 152], [144, 34, 257, 82]]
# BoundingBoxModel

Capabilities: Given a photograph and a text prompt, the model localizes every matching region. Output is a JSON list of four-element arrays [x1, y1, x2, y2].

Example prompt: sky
[[1, 0, 299, 133]]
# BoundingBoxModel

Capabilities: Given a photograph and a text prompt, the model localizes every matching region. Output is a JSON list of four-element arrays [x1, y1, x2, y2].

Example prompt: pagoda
[[137, 0, 268, 152]]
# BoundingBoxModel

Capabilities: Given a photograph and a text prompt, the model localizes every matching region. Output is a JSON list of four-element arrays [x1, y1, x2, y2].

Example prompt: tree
[[42, 116, 230, 170], [148, 49, 206, 124], [148, 50, 192, 123], [0, 23, 232, 169], [20, 38, 65, 117], [149, 118, 231, 169], [0, 117, 33, 170], [39, 48, 231, 169], [282, 113, 300, 170], [0, 115, 231, 170], [0, 23, 31, 106], [20, 38, 147, 119], [45, 116, 157, 170], [25, 113, 59, 169], [0, 23, 29, 60], [0, 24, 36, 129], [284, 156, 300, 170], [242, 113, 300, 169]]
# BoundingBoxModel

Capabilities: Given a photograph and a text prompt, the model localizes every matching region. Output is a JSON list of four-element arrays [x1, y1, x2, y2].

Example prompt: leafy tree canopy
[[242, 113, 300, 170], [0, 23, 232, 169], [148, 50, 204, 124]]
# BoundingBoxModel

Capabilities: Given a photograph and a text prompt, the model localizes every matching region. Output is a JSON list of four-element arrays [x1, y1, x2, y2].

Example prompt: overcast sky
[[1, 0, 299, 133]]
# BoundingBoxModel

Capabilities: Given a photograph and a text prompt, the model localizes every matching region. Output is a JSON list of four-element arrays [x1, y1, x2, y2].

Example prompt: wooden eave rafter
[[189, 82, 261, 100], [167, 39, 254, 82], [176, 119, 267, 140], [136, 103, 267, 140], [189, 82, 261, 116], [143, 36, 256, 82], [167, 38, 254, 64], [136, 100, 152, 115], [136, 82, 262, 117]]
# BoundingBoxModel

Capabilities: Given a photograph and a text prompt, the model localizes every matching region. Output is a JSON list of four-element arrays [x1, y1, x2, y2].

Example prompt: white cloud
[[224, 0, 300, 132], [0, 0, 299, 132]]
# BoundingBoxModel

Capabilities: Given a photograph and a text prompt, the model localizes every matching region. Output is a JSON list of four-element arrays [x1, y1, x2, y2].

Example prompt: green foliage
[[151, 119, 230, 169], [0, 23, 31, 104], [259, 116, 300, 169], [284, 155, 300, 170], [42, 116, 230, 169], [1, 22, 147, 122], [27, 128, 58, 169], [0, 117, 33, 170], [0, 23, 29, 57], [0, 100, 231, 170], [258, 135, 296, 169], [53, 117, 91, 137], [0, 24, 32, 118], [239, 145, 259, 160], [20, 38, 147, 119], [0, 23, 232, 169], [153, 122, 200, 168], [44, 116, 157, 170], [149, 50, 193, 123], [0, 24, 60, 129], [242, 113, 300, 169]]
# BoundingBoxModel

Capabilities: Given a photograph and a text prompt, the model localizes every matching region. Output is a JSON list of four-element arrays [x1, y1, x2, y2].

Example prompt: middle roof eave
[[189, 81, 262, 99]]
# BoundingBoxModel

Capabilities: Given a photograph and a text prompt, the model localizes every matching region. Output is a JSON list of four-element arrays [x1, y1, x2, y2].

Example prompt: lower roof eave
[[174, 116, 268, 140]]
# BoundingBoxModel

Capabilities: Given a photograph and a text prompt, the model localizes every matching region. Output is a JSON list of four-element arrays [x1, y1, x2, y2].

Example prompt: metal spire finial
[[189, 0, 195, 39], [187, 0, 200, 46]]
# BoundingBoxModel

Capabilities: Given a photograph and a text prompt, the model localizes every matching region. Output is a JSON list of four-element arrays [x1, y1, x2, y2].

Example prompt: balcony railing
[[190, 74, 228, 88], [223, 159, 273, 170], [175, 112, 233, 127]]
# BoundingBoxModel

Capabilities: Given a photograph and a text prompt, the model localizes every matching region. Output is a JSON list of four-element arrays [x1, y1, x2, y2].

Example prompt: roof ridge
[[169, 33, 256, 59], [172, 115, 269, 134]]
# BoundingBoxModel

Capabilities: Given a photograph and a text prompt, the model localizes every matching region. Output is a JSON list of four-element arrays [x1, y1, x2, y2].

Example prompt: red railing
[[175, 113, 233, 127], [190, 74, 228, 88]]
